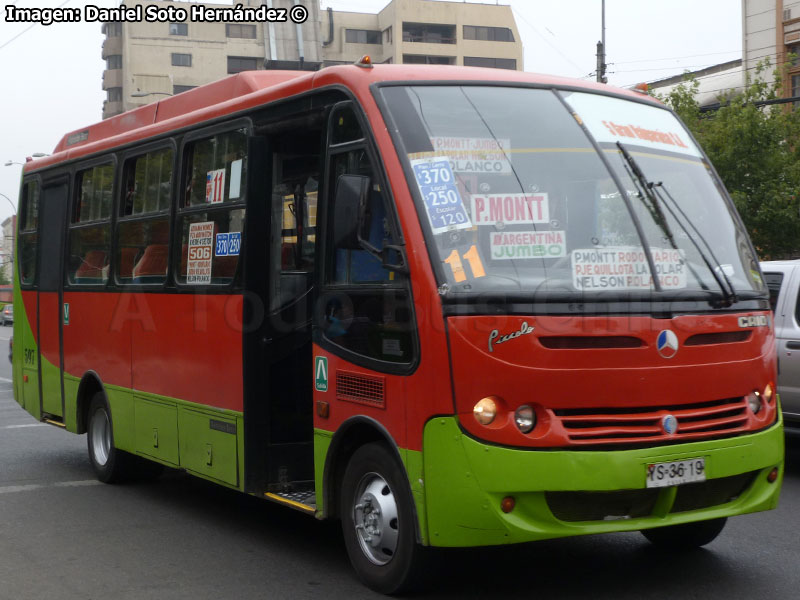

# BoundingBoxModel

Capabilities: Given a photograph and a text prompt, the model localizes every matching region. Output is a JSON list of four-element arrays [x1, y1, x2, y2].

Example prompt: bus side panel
[[17, 290, 41, 419], [62, 290, 133, 439], [131, 294, 244, 412], [38, 291, 63, 417]]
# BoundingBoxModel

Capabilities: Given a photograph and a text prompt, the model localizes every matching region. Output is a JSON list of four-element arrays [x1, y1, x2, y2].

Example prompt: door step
[[264, 489, 316, 514], [42, 414, 65, 428]]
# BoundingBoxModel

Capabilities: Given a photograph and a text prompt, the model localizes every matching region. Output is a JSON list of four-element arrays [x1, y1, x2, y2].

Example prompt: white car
[[760, 259, 800, 428]]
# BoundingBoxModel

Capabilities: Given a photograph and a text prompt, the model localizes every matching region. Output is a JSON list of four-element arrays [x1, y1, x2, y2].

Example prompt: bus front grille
[[553, 397, 749, 445]]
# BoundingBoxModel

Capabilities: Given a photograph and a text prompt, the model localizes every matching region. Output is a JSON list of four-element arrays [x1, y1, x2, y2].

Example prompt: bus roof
[[27, 64, 658, 174]]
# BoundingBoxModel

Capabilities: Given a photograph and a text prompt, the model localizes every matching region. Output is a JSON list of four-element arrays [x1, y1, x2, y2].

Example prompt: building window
[[345, 29, 381, 44], [107, 87, 122, 102], [383, 27, 392, 44], [402, 54, 455, 65], [106, 55, 122, 70], [792, 74, 800, 108], [463, 25, 514, 42], [464, 56, 517, 70], [173, 85, 197, 95], [402, 22, 456, 44], [105, 22, 122, 38], [227, 56, 259, 73], [226, 23, 257, 39], [169, 22, 188, 36], [172, 53, 192, 67]]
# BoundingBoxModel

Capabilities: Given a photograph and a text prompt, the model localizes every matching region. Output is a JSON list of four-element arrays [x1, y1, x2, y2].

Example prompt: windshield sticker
[[471, 193, 549, 226], [229, 159, 242, 199], [206, 168, 226, 204], [563, 92, 702, 158], [215, 232, 241, 257], [187, 221, 214, 284], [443, 244, 486, 282], [490, 230, 566, 260], [410, 137, 512, 174], [571, 247, 687, 290], [411, 157, 472, 234]]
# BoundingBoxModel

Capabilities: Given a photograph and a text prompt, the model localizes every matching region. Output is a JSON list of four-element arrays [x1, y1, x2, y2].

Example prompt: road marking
[[0, 377, 12, 383], [0, 480, 102, 495], [1, 423, 48, 429]]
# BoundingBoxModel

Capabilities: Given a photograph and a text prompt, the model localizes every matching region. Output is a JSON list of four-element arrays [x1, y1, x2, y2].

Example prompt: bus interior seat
[[74, 250, 108, 283], [132, 244, 168, 283]]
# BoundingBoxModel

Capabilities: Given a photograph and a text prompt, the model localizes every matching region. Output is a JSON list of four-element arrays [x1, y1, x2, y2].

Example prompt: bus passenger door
[[37, 179, 68, 419], [243, 118, 322, 497]]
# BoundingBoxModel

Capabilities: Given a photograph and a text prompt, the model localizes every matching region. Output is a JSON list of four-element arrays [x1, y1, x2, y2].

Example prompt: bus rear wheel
[[641, 517, 727, 549], [340, 443, 424, 594]]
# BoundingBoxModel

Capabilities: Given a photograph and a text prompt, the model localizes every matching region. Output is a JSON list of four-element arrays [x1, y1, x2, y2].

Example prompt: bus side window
[[68, 163, 113, 286], [18, 180, 40, 286], [323, 146, 414, 365], [117, 147, 173, 285]]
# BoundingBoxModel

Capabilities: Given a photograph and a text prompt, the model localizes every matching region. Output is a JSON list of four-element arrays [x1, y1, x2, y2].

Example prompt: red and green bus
[[12, 62, 783, 593]]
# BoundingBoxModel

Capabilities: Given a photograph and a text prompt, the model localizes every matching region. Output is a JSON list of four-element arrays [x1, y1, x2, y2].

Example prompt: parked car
[[1, 304, 11, 326], [760, 259, 800, 428]]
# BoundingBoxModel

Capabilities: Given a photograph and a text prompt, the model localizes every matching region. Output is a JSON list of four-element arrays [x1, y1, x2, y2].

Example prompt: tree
[[660, 61, 800, 259]]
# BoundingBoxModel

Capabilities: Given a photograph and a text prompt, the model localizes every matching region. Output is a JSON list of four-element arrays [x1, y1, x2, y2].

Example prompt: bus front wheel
[[641, 517, 727, 549], [340, 442, 424, 594]]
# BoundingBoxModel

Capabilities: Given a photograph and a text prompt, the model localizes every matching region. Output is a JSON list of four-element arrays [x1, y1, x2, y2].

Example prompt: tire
[[87, 393, 130, 483], [641, 517, 727, 549], [340, 443, 425, 594]]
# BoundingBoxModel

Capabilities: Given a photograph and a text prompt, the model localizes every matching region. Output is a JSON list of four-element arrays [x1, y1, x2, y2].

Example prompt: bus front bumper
[[422, 417, 784, 547]]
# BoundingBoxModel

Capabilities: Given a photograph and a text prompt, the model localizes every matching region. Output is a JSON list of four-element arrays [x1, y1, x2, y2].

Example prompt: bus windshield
[[380, 85, 763, 301]]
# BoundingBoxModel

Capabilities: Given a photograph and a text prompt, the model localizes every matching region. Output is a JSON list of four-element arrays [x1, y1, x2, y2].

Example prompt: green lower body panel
[[423, 417, 784, 547]]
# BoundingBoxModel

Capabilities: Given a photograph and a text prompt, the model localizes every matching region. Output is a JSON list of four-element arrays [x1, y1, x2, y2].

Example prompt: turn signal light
[[763, 383, 775, 404], [501, 496, 516, 513], [473, 397, 498, 425], [767, 467, 779, 483]]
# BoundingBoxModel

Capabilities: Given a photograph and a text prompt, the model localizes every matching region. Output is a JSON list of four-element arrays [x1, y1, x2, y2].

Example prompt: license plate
[[646, 457, 706, 488]]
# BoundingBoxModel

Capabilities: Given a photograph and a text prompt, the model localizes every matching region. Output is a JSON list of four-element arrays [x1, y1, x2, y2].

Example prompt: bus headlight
[[473, 397, 498, 425], [514, 405, 536, 433], [746, 391, 762, 414]]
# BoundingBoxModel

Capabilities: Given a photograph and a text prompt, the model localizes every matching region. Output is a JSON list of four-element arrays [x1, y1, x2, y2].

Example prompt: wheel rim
[[90, 408, 111, 466], [352, 472, 399, 566]]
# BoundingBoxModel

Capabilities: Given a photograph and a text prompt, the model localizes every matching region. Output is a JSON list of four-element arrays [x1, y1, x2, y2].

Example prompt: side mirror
[[332, 174, 370, 250]]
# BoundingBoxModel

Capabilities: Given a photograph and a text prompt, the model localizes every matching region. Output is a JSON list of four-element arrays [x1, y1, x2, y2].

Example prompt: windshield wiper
[[616, 142, 737, 307]]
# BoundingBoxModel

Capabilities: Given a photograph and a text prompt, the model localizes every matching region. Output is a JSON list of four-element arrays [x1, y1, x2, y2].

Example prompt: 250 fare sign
[[571, 247, 687, 290]]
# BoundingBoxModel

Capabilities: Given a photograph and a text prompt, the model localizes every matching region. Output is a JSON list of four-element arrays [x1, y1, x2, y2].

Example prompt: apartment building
[[321, 0, 522, 70], [1, 216, 15, 283], [102, 0, 324, 118], [743, 0, 800, 100], [102, 1, 523, 119]]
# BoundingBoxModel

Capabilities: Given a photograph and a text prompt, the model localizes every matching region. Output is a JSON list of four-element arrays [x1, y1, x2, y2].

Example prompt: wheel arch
[[321, 416, 422, 543], [75, 371, 107, 434]]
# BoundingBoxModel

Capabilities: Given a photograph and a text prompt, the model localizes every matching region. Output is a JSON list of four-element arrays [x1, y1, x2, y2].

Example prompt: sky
[[0, 0, 743, 230]]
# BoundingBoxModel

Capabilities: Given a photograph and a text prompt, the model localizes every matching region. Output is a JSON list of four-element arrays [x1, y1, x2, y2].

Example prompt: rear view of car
[[1, 304, 12, 326]]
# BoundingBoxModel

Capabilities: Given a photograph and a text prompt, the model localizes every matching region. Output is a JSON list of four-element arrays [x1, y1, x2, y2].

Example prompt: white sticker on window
[[206, 168, 226, 204], [490, 230, 566, 260], [229, 159, 242, 199], [428, 136, 512, 174], [571, 247, 687, 290], [471, 193, 549, 225], [187, 221, 214, 284]]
